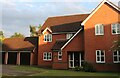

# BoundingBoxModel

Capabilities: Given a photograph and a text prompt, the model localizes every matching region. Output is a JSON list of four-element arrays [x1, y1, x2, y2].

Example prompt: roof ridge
[[48, 13, 90, 18], [4, 37, 25, 40], [50, 21, 81, 27]]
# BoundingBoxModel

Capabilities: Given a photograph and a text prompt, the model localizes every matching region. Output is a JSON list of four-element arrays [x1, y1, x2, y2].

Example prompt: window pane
[[97, 51, 100, 55], [44, 53, 47, 59], [44, 53, 46, 56], [47, 53, 51, 60], [70, 61, 73, 67], [44, 35, 46, 41], [118, 51, 120, 55], [114, 51, 117, 55], [70, 53, 73, 60], [112, 24, 117, 34], [101, 57, 104, 61], [114, 56, 117, 61], [59, 52, 62, 55], [97, 57, 100, 61], [95, 26, 99, 34], [44, 57, 46, 59], [67, 34, 73, 39], [50, 34, 52, 41], [48, 56, 51, 59], [48, 53, 51, 57], [119, 57, 120, 61], [101, 51, 104, 55], [59, 56, 62, 59], [47, 35, 49, 41], [117, 24, 120, 34], [112, 30, 116, 34], [100, 25, 104, 34]]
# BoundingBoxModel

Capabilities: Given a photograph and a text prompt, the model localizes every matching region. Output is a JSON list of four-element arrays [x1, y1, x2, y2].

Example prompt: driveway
[[2, 65, 38, 76]]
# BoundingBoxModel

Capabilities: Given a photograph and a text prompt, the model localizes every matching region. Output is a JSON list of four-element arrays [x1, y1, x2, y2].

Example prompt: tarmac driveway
[[2, 65, 38, 76]]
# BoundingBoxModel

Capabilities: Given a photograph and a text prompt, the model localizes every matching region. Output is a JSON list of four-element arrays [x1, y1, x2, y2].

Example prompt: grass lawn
[[12, 65, 120, 76]]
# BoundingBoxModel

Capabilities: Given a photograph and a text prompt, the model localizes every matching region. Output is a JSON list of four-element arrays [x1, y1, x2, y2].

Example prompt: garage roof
[[2, 37, 38, 51]]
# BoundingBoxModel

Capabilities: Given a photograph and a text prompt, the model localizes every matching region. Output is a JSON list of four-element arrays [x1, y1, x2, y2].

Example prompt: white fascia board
[[42, 27, 52, 34], [81, 0, 120, 26]]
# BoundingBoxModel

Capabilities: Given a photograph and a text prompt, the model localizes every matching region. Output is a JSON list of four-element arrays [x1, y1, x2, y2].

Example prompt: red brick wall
[[52, 31, 84, 69], [38, 30, 66, 67], [63, 31, 84, 51], [52, 52, 68, 69], [84, 3, 119, 71]]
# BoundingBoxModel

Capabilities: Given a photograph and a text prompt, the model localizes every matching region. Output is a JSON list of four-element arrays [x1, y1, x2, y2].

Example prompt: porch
[[68, 51, 84, 68]]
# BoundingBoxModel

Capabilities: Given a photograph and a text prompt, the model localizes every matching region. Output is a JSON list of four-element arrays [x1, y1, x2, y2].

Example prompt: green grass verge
[[11, 65, 120, 76]]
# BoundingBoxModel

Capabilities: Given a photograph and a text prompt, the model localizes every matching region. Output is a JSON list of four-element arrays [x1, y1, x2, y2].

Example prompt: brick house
[[1, 0, 120, 72], [37, 0, 120, 71]]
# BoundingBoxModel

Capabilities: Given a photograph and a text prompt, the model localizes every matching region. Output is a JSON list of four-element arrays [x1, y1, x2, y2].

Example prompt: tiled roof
[[2, 37, 38, 51], [38, 14, 89, 34], [51, 22, 82, 33], [51, 39, 68, 51]]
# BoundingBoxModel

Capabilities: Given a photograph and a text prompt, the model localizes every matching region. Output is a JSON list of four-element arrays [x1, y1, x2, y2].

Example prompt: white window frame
[[44, 34, 52, 42], [43, 52, 52, 61], [96, 50, 105, 63], [66, 33, 73, 39], [111, 23, 120, 35], [95, 24, 104, 35], [58, 51, 62, 60], [113, 51, 120, 63]]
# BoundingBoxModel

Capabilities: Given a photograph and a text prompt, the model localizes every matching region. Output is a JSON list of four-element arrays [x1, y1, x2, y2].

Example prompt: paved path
[[2, 65, 37, 76]]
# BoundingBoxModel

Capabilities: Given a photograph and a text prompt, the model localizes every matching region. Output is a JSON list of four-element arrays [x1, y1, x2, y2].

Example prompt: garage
[[20, 52, 30, 65], [8, 52, 17, 65], [2, 37, 38, 65]]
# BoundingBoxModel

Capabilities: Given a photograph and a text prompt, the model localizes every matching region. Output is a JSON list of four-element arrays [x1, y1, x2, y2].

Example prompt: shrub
[[74, 66, 83, 71], [82, 61, 96, 72]]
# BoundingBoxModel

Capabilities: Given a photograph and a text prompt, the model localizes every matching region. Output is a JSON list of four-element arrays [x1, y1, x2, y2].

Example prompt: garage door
[[2, 52, 5, 64], [20, 52, 30, 65], [8, 52, 17, 65]]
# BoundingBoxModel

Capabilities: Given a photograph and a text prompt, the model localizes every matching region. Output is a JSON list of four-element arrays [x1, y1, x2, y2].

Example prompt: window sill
[[96, 62, 105, 64], [43, 60, 52, 61], [112, 33, 120, 35], [113, 62, 120, 64], [58, 59, 62, 61], [44, 41, 52, 42], [95, 34, 104, 36]]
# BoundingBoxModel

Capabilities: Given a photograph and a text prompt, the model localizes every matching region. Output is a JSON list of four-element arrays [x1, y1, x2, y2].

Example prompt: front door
[[69, 52, 81, 68]]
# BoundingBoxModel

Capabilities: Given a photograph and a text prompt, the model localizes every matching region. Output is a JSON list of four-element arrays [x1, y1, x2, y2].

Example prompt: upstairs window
[[58, 51, 62, 60], [113, 51, 120, 63], [95, 24, 104, 35], [66, 33, 73, 39], [43, 52, 52, 61], [44, 34, 52, 42], [96, 50, 105, 63], [111, 23, 120, 34]]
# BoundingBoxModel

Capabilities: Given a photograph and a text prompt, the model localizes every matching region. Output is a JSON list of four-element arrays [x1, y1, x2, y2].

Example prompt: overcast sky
[[0, 0, 119, 37]]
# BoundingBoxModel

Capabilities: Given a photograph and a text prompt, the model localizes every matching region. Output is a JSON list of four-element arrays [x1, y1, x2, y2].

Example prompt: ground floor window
[[96, 50, 105, 63], [43, 52, 52, 61], [113, 51, 120, 63], [58, 51, 62, 60]]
